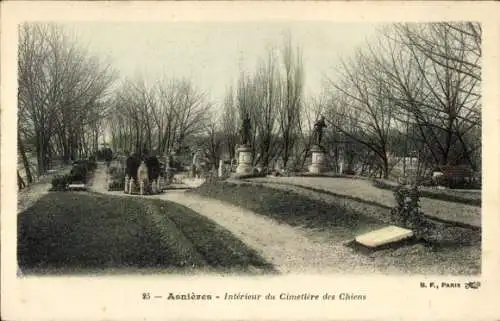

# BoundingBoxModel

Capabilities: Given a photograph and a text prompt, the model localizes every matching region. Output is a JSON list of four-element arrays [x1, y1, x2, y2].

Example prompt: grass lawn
[[193, 182, 386, 240], [18, 192, 275, 275], [193, 182, 481, 275]]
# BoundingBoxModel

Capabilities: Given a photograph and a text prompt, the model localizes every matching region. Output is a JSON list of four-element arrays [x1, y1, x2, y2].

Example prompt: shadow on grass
[[192, 181, 385, 240], [18, 192, 276, 275]]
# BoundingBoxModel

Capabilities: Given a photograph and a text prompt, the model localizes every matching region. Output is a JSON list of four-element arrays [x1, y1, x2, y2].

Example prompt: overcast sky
[[64, 22, 381, 107]]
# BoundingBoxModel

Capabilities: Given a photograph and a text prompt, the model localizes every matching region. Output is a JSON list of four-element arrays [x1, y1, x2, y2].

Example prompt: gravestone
[[354, 225, 414, 248], [218, 159, 224, 177]]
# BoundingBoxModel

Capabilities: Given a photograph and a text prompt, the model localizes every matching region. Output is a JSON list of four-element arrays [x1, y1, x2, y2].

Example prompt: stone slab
[[68, 183, 86, 188], [355, 225, 414, 248]]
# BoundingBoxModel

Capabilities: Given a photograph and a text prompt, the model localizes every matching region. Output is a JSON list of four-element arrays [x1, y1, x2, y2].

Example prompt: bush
[[372, 179, 481, 206], [108, 166, 125, 180], [169, 159, 183, 172], [69, 162, 89, 183], [164, 168, 175, 185], [390, 185, 432, 239], [87, 156, 97, 171], [108, 179, 124, 191], [235, 171, 268, 180], [431, 165, 481, 190], [51, 175, 69, 191], [342, 169, 356, 175], [435, 175, 480, 189]]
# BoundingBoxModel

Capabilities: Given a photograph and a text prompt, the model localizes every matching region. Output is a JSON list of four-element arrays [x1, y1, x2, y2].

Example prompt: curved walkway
[[17, 166, 72, 214], [247, 176, 481, 229], [88, 165, 403, 275]]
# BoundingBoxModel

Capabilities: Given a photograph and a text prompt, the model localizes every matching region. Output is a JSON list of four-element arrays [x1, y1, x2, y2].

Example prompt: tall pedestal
[[236, 146, 253, 174], [308, 145, 326, 174]]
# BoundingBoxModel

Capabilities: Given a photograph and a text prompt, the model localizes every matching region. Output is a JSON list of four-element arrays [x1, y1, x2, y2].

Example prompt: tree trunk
[[382, 156, 389, 179], [18, 132, 34, 184], [17, 170, 26, 190]]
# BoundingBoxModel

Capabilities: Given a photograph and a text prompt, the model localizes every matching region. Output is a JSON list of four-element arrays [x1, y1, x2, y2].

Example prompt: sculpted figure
[[312, 116, 327, 146], [240, 112, 252, 146]]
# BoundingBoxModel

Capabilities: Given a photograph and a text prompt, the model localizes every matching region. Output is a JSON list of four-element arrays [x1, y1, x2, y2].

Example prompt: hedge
[[373, 179, 481, 207]]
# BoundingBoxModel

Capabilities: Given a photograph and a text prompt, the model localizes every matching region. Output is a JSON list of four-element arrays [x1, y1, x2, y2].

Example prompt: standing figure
[[312, 116, 327, 146], [192, 149, 201, 178], [240, 112, 252, 146]]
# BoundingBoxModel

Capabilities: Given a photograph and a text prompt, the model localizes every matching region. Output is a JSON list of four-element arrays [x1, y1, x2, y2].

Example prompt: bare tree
[[324, 48, 397, 179], [253, 50, 280, 166], [296, 96, 323, 169], [235, 72, 259, 159], [203, 113, 223, 168], [322, 22, 482, 179], [394, 22, 481, 82], [18, 23, 116, 178], [379, 23, 481, 170], [108, 76, 211, 156], [278, 36, 304, 168], [221, 87, 239, 160]]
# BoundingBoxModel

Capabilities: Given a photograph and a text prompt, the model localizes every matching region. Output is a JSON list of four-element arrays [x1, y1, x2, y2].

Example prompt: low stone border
[[292, 172, 374, 181]]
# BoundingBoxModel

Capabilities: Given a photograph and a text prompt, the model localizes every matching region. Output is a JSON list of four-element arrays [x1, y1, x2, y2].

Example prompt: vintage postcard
[[2, 1, 499, 320]]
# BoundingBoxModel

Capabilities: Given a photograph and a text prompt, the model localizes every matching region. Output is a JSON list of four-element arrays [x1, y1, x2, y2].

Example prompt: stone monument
[[309, 116, 327, 174], [236, 112, 253, 174], [218, 159, 224, 177]]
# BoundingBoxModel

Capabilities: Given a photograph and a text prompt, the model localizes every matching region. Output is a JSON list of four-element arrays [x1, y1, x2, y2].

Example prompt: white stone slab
[[68, 184, 86, 189], [355, 225, 414, 248]]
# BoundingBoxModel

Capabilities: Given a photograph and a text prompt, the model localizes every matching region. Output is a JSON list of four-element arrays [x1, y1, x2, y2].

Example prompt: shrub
[[235, 171, 268, 179], [390, 185, 432, 239], [87, 156, 97, 171], [164, 168, 175, 185], [108, 166, 125, 181], [373, 179, 481, 206], [108, 179, 124, 191], [434, 175, 479, 189], [432, 165, 480, 190], [342, 169, 356, 175], [69, 163, 89, 183], [51, 175, 69, 191], [170, 159, 183, 172]]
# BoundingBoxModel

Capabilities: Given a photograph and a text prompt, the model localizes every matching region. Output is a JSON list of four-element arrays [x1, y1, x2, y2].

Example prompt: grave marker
[[354, 225, 414, 248]]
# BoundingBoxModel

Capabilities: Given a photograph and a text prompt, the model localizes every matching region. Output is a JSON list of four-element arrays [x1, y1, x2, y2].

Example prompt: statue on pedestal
[[235, 112, 253, 174], [309, 116, 327, 174], [312, 116, 327, 147]]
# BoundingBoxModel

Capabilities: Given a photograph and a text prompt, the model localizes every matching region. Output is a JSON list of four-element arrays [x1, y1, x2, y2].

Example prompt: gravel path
[[17, 166, 72, 213], [88, 164, 404, 275], [248, 176, 481, 228]]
